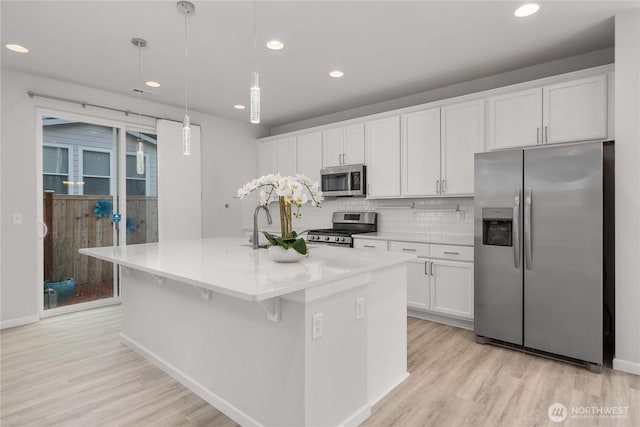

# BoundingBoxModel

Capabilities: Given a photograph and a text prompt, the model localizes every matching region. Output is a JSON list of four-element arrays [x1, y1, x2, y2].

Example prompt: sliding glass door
[[39, 112, 157, 314]]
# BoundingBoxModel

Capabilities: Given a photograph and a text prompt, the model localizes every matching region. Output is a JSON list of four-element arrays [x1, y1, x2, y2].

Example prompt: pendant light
[[250, 0, 260, 124], [131, 37, 146, 175], [177, 1, 195, 155]]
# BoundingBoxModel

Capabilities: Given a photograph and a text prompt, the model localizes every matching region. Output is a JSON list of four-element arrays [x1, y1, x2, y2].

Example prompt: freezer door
[[474, 150, 523, 344], [523, 143, 603, 364]]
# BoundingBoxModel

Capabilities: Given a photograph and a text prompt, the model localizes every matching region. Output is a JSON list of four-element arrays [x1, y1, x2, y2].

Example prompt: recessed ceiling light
[[234, 104, 246, 110], [266, 40, 284, 50], [5, 43, 29, 53], [514, 4, 540, 17], [329, 70, 344, 78], [145, 81, 161, 88]]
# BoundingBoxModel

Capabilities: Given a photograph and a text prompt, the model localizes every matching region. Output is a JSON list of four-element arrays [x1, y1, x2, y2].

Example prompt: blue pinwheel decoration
[[126, 217, 136, 234], [94, 199, 113, 218]]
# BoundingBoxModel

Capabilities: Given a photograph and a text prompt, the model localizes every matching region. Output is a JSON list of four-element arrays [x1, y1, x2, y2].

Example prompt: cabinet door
[[488, 88, 542, 150], [365, 116, 401, 198], [429, 260, 474, 319], [441, 100, 484, 195], [407, 260, 430, 310], [543, 75, 607, 144], [297, 131, 322, 183], [257, 141, 277, 176], [402, 108, 441, 196], [322, 127, 344, 168], [276, 137, 297, 176], [343, 123, 365, 164]]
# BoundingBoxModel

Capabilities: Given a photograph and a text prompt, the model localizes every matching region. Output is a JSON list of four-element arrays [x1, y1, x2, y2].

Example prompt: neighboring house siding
[[43, 122, 157, 196]]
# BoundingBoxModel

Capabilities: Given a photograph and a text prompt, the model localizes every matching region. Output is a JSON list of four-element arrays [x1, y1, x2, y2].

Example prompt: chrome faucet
[[253, 204, 272, 249]]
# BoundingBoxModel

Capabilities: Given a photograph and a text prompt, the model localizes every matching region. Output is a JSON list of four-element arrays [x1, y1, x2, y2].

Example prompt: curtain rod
[[27, 90, 189, 124]]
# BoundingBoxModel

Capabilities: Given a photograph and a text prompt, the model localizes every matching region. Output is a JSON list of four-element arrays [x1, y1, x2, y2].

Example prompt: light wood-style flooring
[[1, 306, 638, 426]]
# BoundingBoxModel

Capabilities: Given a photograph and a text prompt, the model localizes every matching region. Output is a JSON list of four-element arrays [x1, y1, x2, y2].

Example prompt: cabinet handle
[[544, 126, 548, 143], [442, 179, 446, 193], [342, 153, 346, 164], [429, 262, 434, 276], [536, 127, 540, 144], [424, 261, 429, 276], [364, 245, 376, 248], [443, 251, 459, 255], [436, 180, 440, 194], [402, 248, 416, 252], [367, 183, 370, 195]]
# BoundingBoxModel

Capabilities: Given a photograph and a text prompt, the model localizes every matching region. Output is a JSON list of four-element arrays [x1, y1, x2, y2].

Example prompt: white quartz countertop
[[353, 232, 474, 247], [80, 237, 413, 302]]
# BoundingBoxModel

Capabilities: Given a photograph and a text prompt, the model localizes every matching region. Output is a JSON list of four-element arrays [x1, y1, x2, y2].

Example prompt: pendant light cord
[[137, 43, 143, 141], [253, 0, 257, 72], [184, 9, 189, 117]]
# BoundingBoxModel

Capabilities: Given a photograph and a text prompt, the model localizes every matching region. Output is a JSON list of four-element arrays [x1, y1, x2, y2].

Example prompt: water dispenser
[[482, 207, 513, 247]]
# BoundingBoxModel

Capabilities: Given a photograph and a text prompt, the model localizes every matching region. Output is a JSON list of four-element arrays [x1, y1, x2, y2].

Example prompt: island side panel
[[120, 269, 306, 427], [303, 284, 369, 426], [367, 263, 409, 404]]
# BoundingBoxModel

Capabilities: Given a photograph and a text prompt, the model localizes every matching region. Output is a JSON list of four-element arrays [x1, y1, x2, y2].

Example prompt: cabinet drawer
[[353, 239, 388, 252], [388, 241, 429, 258], [430, 245, 473, 261]]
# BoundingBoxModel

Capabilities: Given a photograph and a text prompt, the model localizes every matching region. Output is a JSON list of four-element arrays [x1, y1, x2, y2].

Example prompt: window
[[81, 149, 112, 195], [126, 154, 146, 196], [43, 145, 71, 194]]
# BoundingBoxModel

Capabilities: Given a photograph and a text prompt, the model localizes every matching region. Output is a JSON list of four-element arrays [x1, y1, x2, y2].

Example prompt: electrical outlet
[[355, 297, 365, 320], [312, 313, 323, 340]]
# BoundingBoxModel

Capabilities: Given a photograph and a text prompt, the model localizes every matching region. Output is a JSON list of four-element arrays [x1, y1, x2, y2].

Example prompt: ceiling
[[1, 1, 636, 129]]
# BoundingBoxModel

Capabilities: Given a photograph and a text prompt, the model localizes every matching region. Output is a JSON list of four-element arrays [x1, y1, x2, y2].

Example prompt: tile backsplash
[[242, 196, 474, 237]]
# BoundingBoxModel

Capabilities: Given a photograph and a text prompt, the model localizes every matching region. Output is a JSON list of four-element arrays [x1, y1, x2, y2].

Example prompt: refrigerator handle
[[513, 188, 521, 268], [524, 187, 532, 270]]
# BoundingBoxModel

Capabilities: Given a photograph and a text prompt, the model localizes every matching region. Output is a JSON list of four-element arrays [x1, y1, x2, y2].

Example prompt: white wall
[[0, 69, 265, 327], [613, 10, 640, 375]]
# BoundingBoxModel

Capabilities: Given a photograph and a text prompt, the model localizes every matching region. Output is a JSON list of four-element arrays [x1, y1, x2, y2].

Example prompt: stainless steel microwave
[[320, 164, 366, 197]]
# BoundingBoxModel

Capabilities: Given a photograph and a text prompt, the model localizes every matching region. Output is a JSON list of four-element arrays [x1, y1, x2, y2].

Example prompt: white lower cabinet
[[429, 259, 474, 320], [385, 240, 474, 327], [406, 259, 430, 310]]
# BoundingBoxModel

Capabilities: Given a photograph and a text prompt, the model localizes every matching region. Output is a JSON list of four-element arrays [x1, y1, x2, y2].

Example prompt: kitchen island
[[80, 237, 412, 427]]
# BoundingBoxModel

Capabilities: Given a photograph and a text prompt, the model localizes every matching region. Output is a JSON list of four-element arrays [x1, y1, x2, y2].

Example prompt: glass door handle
[[37, 221, 48, 239]]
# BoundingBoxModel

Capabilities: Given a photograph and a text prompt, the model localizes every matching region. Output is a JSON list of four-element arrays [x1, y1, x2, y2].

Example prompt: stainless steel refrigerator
[[474, 141, 614, 372]]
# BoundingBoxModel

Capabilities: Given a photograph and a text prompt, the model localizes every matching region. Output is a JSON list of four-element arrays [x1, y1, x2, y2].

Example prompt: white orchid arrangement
[[236, 174, 323, 255], [236, 173, 323, 218]]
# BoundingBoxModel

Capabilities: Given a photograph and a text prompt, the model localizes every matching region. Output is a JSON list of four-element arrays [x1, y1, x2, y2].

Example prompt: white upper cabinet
[[258, 137, 297, 177], [543, 75, 607, 144], [275, 136, 297, 176], [257, 141, 277, 177], [366, 116, 401, 198], [322, 123, 365, 167], [343, 123, 365, 165], [441, 99, 484, 195], [488, 74, 607, 150], [296, 131, 323, 183], [488, 88, 542, 150], [402, 108, 441, 196], [401, 99, 483, 197]]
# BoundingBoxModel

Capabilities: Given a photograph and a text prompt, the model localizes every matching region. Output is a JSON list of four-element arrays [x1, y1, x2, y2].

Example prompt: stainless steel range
[[307, 212, 377, 247]]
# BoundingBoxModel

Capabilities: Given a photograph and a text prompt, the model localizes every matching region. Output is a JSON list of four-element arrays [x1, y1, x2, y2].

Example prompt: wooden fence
[[43, 193, 158, 285]]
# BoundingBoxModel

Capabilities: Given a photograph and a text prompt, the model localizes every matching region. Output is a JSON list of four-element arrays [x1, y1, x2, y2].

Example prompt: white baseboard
[[368, 371, 410, 407], [0, 313, 40, 330], [408, 309, 474, 331], [341, 404, 371, 427], [121, 333, 263, 427], [613, 358, 640, 375]]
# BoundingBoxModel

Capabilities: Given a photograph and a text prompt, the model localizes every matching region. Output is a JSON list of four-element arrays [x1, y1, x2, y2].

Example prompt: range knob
[[341, 237, 346, 242], [309, 235, 315, 240], [334, 237, 340, 242], [325, 236, 330, 241]]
